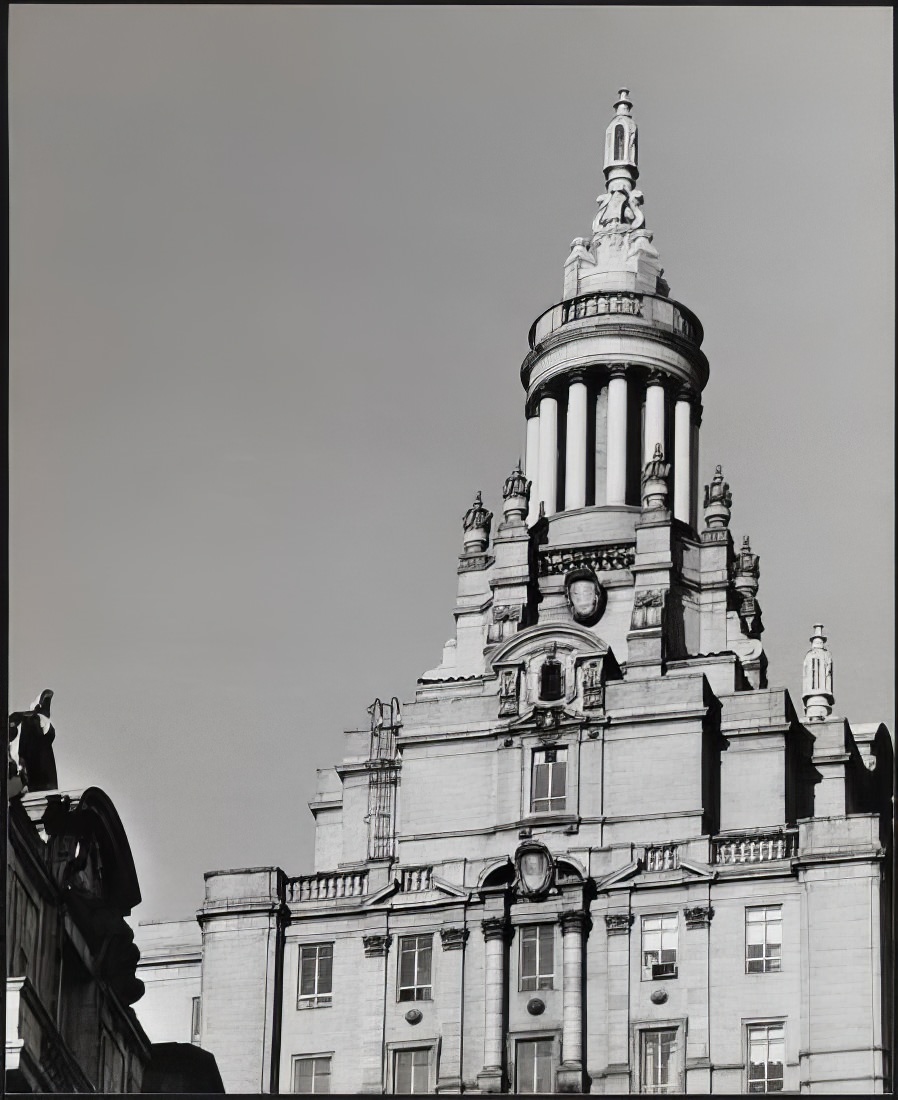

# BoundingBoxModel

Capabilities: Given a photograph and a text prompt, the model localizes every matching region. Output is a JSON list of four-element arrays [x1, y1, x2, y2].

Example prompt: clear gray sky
[[9, 6, 893, 922]]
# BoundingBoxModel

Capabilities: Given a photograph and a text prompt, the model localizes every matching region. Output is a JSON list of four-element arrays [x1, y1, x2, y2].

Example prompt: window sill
[[296, 998, 332, 1010]]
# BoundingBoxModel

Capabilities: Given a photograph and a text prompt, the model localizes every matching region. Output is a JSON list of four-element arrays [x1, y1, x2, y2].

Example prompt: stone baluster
[[644, 371, 666, 465], [673, 389, 694, 523], [525, 411, 540, 525], [564, 374, 589, 511], [605, 365, 628, 505], [537, 392, 559, 516]]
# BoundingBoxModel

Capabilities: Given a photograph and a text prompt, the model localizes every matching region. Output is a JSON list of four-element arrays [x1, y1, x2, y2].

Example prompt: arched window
[[614, 124, 625, 161], [539, 656, 563, 701]]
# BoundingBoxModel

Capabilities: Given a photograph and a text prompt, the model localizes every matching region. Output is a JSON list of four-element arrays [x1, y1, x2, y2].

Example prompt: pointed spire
[[802, 624, 834, 721]]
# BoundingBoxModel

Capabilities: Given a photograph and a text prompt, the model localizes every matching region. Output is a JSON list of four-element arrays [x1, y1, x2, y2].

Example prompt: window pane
[[533, 761, 550, 801], [550, 760, 567, 799], [517, 1041, 536, 1094], [416, 939, 432, 986], [399, 942, 417, 987], [300, 951, 318, 995], [395, 1052, 412, 1094], [535, 1041, 553, 1093], [318, 949, 333, 995]]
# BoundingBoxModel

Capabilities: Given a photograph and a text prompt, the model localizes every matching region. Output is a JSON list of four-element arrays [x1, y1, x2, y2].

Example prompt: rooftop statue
[[8, 688, 58, 795]]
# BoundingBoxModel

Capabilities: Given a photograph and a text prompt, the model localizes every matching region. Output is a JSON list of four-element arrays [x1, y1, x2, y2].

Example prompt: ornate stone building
[[135, 92, 894, 1095]]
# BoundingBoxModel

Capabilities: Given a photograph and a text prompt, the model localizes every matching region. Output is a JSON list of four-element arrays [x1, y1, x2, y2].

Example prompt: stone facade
[[134, 91, 894, 1095]]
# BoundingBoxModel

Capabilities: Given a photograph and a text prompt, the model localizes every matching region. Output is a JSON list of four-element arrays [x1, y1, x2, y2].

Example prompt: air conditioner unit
[[651, 962, 678, 979]]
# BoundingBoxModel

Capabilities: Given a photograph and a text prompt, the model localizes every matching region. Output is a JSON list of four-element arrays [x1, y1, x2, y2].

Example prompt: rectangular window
[[191, 996, 201, 1044], [516, 1038, 554, 1094], [640, 1029, 678, 1094], [747, 1024, 785, 1093], [398, 935, 433, 1002], [641, 914, 678, 980], [298, 943, 333, 1007], [745, 907, 782, 974], [520, 925, 555, 991], [293, 1056, 332, 1094], [531, 748, 567, 813], [393, 1048, 430, 1094]]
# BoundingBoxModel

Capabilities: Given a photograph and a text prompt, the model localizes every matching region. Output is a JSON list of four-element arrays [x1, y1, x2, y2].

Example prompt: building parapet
[[644, 843, 679, 871], [527, 291, 703, 351], [400, 866, 433, 892]]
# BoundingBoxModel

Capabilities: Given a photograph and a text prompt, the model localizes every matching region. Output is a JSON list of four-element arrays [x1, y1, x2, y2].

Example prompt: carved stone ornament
[[650, 989, 669, 1005], [641, 443, 671, 511], [539, 542, 635, 577], [405, 1008, 423, 1025], [502, 462, 530, 522], [514, 839, 555, 900], [631, 589, 665, 630], [481, 917, 514, 943], [802, 623, 834, 722], [534, 707, 562, 733], [498, 669, 520, 718], [703, 465, 732, 529], [462, 491, 493, 552], [733, 536, 763, 636], [564, 293, 642, 321], [580, 660, 605, 711], [440, 927, 469, 951], [564, 567, 607, 626], [493, 603, 523, 624], [527, 998, 546, 1016], [683, 905, 714, 929], [604, 913, 634, 935], [363, 933, 392, 958], [8, 688, 59, 795]]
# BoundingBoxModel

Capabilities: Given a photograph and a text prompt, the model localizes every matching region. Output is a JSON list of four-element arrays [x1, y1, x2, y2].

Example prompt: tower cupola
[[603, 88, 639, 192]]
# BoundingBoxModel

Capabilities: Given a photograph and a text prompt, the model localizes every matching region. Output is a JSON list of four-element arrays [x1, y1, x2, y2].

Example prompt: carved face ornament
[[565, 567, 606, 626]]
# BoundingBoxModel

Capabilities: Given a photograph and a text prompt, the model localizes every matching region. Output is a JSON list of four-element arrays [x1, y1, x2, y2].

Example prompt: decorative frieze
[[539, 543, 635, 577], [604, 913, 633, 935], [492, 603, 523, 624], [683, 905, 713, 929], [457, 553, 494, 574], [440, 927, 469, 951], [362, 933, 392, 958], [563, 292, 642, 322]]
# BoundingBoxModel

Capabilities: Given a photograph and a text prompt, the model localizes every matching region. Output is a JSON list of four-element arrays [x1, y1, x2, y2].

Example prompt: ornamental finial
[[703, 464, 732, 529], [596, 87, 641, 230], [802, 624, 834, 721], [641, 444, 671, 511], [502, 461, 531, 524], [733, 535, 762, 637], [462, 491, 493, 552]]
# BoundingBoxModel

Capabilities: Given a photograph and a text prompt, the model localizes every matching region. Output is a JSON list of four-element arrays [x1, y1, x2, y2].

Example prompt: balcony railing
[[399, 867, 433, 892], [644, 844, 679, 871], [287, 869, 369, 903], [528, 291, 702, 351], [712, 830, 798, 865]]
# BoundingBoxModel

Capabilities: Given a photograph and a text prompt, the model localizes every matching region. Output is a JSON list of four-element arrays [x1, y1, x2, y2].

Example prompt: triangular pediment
[[362, 874, 470, 909], [597, 855, 717, 894]]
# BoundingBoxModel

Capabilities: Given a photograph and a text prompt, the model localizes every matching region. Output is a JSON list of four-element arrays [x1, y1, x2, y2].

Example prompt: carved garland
[[539, 544, 635, 577]]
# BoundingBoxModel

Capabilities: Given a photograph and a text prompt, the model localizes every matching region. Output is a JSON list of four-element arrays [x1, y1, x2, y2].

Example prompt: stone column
[[644, 371, 666, 466], [602, 912, 633, 1095], [476, 918, 512, 1094], [683, 904, 713, 1093], [525, 411, 540, 526], [690, 404, 702, 530], [557, 912, 591, 1093], [605, 366, 628, 506], [537, 392, 558, 517], [360, 933, 391, 1093], [564, 375, 588, 511], [673, 390, 693, 523]]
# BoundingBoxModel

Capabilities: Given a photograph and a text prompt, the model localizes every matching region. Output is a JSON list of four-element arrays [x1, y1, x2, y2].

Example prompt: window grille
[[516, 1038, 554, 1094], [641, 914, 678, 980], [745, 907, 782, 974], [520, 925, 555, 991], [298, 943, 334, 1007], [397, 935, 433, 1002], [531, 748, 567, 813], [293, 1056, 332, 1094], [747, 1024, 785, 1092]]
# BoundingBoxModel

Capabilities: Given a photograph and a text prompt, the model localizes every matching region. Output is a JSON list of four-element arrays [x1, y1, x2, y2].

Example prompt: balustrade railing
[[644, 844, 679, 871], [400, 866, 433, 892], [528, 291, 700, 350], [712, 830, 798, 865], [287, 869, 369, 902]]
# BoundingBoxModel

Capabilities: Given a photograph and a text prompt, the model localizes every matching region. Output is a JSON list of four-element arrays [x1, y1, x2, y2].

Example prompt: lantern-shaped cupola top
[[604, 88, 639, 191]]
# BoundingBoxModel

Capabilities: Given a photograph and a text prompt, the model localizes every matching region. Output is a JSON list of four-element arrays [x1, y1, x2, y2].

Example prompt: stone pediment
[[596, 855, 716, 894], [488, 622, 610, 671], [362, 873, 470, 909]]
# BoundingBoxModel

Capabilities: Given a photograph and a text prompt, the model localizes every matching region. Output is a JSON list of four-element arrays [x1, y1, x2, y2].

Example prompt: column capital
[[481, 917, 514, 943], [683, 904, 714, 929], [603, 912, 633, 936], [646, 368, 666, 388], [675, 384, 700, 405], [567, 369, 589, 387], [560, 910, 593, 936], [440, 926, 470, 951], [607, 362, 628, 380], [362, 933, 392, 957]]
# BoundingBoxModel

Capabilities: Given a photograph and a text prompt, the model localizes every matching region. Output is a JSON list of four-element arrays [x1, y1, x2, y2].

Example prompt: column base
[[436, 1075, 463, 1093], [556, 1061, 588, 1093], [475, 1066, 505, 1094]]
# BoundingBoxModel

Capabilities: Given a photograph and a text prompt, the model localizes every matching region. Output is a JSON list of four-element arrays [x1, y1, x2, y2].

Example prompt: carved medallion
[[565, 567, 607, 625]]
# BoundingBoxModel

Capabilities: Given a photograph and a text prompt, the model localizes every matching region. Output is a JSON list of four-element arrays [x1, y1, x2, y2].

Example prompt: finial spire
[[462, 491, 493, 552], [802, 624, 834, 721], [502, 461, 531, 524], [703, 464, 733, 530]]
